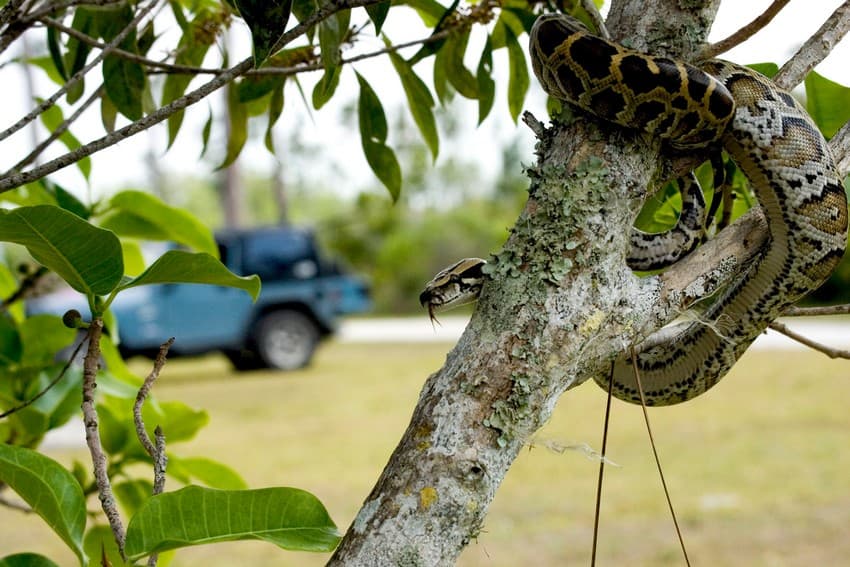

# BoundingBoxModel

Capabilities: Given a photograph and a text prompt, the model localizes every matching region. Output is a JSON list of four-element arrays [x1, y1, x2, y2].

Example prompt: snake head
[[419, 258, 487, 323]]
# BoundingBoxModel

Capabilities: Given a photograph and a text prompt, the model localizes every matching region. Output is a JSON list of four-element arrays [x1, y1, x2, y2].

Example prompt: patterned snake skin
[[530, 14, 848, 405]]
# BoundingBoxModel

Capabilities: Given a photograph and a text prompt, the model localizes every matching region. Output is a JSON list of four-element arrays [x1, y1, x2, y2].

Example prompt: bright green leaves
[[0, 199, 258, 313], [120, 250, 260, 301], [476, 37, 496, 125], [219, 81, 250, 169], [232, 0, 293, 66], [357, 72, 402, 201], [505, 26, 529, 123], [0, 446, 87, 564], [100, 190, 218, 256], [0, 205, 122, 296], [39, 104, 91, 180], [313, 10, 350, 110], [388, 42, 439, 160], [125, 486, 340, 560], [98, 4, 147, 120], [805, 70, 850, 139]]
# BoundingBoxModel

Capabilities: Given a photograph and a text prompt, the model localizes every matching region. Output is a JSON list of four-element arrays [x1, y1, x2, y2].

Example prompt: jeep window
[[241, 230, 317, 281]]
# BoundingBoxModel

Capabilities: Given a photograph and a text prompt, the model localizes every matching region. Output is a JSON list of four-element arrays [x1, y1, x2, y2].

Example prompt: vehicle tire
[[223, 348, 265, 371], [252, 310, 320, 370]]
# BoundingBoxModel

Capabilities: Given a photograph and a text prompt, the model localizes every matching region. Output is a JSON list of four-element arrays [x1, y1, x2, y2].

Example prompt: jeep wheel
[[253, 310, 320, 370]]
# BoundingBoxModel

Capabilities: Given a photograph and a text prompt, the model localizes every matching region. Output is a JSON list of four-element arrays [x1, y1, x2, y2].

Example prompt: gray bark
[[326, 0, 775, 564]]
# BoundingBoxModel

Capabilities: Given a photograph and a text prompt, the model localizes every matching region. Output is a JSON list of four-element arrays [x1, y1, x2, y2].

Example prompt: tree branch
[[773, 0, 850, 91], [699, 0, 790, 59], [0, 0, 387, 193], [81, 318, 126, 558], [783, 304, 850, 317], [768, 320, 850, 359], [829, 119, 850, 178], [0, 0, 159, 145]]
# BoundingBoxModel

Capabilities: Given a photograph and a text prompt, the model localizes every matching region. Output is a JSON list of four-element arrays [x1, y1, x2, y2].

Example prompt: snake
[[419, 13, 848, 406]]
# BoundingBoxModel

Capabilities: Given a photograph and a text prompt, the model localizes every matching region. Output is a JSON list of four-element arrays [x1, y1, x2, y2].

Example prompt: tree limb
[[699, 0, 790, 59], [0, 0, 388, 192], [768, 320, 850, 359], [773, 0, 850, 90], [0, 0, 159, 145]]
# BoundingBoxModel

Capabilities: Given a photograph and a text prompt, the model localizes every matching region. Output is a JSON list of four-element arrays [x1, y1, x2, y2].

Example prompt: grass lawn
[[1, 339, 849, 566]]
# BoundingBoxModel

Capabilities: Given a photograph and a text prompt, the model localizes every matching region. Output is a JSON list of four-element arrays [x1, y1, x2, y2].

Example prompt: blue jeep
[[28, 226, 370, 370]]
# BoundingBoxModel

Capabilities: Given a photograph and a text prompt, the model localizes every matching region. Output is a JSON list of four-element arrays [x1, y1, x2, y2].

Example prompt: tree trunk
[[327, 0, 772, 563]]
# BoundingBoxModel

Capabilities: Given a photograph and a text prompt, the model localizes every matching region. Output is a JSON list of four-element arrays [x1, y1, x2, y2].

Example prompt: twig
[[783, 304, 850, 317], [0, 0, 159, 145], [8, 84, 104, 174], [630, 347, 691, 567], [133, 338, 173, 567], [1, 265, 47, 309], [22, 0, 126, 22], [700, 0, 790, 59], [768, 320, 850, 359], [0, 336, 87, 419], [0, 0, 386, 193], [0, 493, 34, 513], [773, 0, 850, 91], [133, 338, 173, 461], [81, 318, 126, 558], [581, 0, 609, 39], [0, 0, 26, 28], [829, 120, 850, 178], [590, 362, 615, 567]]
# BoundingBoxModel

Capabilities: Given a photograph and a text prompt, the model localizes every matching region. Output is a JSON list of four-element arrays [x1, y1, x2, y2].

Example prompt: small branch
[[134, 338, 172, 567], [0, 0, 26, 28], [829, 119, 850, 178], [1, 265, 47, 309], [700, 0, 790, 59], [768, 319, 850, 359], [773, 0, 850, 91], [0, 0, 386, 193], [0, 493, 34, 513], [0, 0, 159, 144], [81, 318, 126, 558], [23, 0, 126, 22], [0, 336, 87, 419], [8, 84, 104, 174], [783, 304, 850, 317], [133, 338, 173, 461]]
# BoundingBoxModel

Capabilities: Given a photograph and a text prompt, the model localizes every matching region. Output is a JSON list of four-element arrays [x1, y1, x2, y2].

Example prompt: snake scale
[[420, 13, 848, 406]]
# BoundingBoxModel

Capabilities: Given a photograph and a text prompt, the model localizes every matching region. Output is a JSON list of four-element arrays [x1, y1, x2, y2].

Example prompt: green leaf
[[163, 13, 217, 147], [167, 456, 248, 489], [218, 82, 249, 169], [505, 26, 529, 123], [0, 445, 87, 564], [101, 92, 118, 133], [0, 205, 123, 296], [406, 0, 459, 65], [805, 70, 850, 139], [0, 313, 22, 365], [0, 553, 60, 567], [19, 314, 76, 366], [387, 40, 439, 160], [117, 250, 260, 301], [83, 525, 126, 567], [476, 36, 495, 124], [38, 103, 91, 180], [103, 54, 146, 120], [441, 30, 477, 99], [114, 479, 155, 516], [46, 27, 68, 81], [357, 73, 402, 201], [318, 9, 349, 70], [125, 485, 340, 559], [746, 62, 779, 79], [232, 0, 293, 66], [401, 0, 447, 26], [366, 0, 390, 34], [311, 66, 341, 110], [265, 86, 285, 152], [200, 108, 213, 158], [100, 190, 218, 256], [237, 75, 285, 103]]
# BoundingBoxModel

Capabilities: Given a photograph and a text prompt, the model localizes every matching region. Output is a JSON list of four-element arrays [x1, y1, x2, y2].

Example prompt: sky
[[3, 0, 849, 205]]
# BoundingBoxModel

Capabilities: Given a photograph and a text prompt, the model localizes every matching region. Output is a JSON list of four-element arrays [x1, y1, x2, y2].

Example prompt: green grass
[[1, 341, 849, 566]]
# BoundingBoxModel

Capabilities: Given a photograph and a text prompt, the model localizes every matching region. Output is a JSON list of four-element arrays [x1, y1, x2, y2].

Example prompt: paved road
[[338, 316, 849, 352]]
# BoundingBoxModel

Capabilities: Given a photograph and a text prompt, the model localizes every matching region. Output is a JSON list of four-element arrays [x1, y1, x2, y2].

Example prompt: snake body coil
[[529, 14, 848, 405]]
